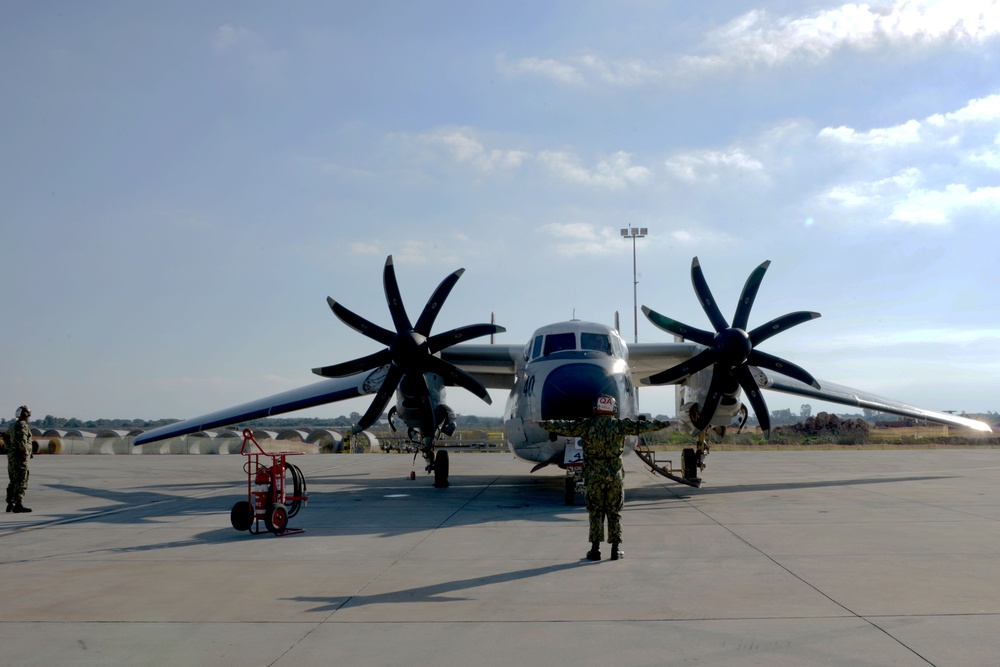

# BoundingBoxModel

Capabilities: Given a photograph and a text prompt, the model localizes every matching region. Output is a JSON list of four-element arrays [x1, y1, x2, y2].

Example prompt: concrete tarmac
[[2, 448, 1000, 666]]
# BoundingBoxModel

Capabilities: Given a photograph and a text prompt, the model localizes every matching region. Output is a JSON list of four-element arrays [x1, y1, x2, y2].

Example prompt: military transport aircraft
[[134, 255, 991, 500]]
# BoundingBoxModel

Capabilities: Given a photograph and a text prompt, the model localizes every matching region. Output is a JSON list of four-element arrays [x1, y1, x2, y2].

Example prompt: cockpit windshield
[[543, 332, 576, 356], [580, 332, 612, 355]]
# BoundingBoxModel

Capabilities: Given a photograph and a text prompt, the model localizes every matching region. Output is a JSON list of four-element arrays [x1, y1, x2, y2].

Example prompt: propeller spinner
[[313, 256, 505, 435], [642, 257, 820, 436]]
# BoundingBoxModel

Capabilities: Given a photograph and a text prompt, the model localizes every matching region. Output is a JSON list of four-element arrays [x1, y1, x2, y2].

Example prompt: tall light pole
[[620, 226, 647, 344]]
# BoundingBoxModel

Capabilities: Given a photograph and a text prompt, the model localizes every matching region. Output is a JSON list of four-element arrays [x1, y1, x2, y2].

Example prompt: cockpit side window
[[580, 332, 612, 355], [543, 332, 576, 356], [531, 335, 544, 360], [611, 333, 624, 358]]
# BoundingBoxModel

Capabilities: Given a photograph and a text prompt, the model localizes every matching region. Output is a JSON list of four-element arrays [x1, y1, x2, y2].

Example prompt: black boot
[[12, 503, 32, 513], [586, 542, 601, 561], [5, 503, 11, 513], [611, 543, 623, 560]]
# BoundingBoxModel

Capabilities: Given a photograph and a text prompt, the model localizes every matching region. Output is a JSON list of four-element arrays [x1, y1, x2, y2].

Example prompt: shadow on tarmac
[[286, 561, 589, 611], [27, 470, 952, 556]]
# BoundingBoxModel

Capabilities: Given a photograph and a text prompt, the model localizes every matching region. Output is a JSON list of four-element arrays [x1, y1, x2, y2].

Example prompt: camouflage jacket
[[538, 416, 671, 479], [5, 420, 32, 459]]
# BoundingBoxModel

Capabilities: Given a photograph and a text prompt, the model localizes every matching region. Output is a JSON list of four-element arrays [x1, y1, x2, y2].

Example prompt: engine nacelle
[[679, 368, 744, 431]]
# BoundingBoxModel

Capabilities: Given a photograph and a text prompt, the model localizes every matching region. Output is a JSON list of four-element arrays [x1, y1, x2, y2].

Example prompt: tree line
[[4, 406, 995, 431]]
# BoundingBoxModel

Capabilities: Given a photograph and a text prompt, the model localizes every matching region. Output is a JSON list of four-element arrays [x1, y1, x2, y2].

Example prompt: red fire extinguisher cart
[[230, 429, 308, 535]]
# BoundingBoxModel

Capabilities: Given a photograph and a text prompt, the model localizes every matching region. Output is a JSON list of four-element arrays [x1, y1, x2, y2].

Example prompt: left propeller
[[642, 257, 820, 436], [313, 256, 505, 434]]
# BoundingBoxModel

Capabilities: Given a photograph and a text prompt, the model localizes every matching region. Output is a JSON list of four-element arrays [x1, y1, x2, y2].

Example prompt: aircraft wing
[[133, 372, 375, 445], [135, 344, 523, 447], [752, 368, 992, 433], [440, 344, 522, 390], [625, 342, 702, 384]]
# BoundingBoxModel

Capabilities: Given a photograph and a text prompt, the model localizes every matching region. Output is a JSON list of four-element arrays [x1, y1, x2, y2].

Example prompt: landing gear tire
[[230, 500, 252, 532], [433, 449, 450, 488], [265, 503, 289, 533], [564, 477, 575, 506], [682, 447, 699, 482]]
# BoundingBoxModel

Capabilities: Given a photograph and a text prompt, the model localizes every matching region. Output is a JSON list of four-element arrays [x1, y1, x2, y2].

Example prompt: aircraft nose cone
[[541, 363, 619, 420]]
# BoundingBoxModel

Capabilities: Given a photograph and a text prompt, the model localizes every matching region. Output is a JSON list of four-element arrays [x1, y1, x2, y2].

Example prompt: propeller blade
[[328, 298, 395, 346], [414, 268, 464, 336], [312, 349, 391, 378], [646, 348, 716, 385], [736, 365, 770, 437], [732, 260, 770, 331], [748, 311, 821, 347], [382, 256, 413, 334], [642, 306, 715, 346], [691, 257, 729, 333], [421, 355, 493, 403], [355, 364, 404, 432], [748, 350, 820, 388], [693, 368, 727, 430], [427, 323, 506, 353]]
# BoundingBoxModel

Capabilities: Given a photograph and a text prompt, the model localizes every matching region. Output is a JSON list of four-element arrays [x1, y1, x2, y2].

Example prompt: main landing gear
[[413, 438, 450, 488]]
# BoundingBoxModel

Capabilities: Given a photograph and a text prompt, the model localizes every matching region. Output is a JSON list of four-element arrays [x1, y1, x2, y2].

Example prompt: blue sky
[[2, 1, 998, 422]]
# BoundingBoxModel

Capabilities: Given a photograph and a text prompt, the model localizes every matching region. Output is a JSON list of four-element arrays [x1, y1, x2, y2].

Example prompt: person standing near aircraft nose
[[5, 405, 34, 513], [539, 396, 670, 561]]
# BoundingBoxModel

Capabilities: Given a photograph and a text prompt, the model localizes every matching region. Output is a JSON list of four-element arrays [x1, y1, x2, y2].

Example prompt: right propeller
[[312, 255, 504, 436], [642, 257, 821, 436]]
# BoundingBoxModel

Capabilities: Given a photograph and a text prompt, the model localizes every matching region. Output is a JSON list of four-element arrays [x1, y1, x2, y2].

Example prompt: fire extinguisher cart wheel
[[264, 503, 289, 533], [230, 500, 253, 531], [233, 429, 309, 535]]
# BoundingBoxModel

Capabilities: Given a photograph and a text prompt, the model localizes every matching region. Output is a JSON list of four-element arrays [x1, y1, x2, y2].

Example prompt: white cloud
[[505, 2, 1000, 86], [928, 92, 1000, 125], [890, 183, 1000, 223], [403, 128, 651, 190], [821, 168, 1000, 224], [540, 223, 621, 256], [412, 127, 529, 171], [664, 147, 767, 183], [819, 119, 923, 147], [813, 92, 1000, 225], [538, 150, 651, 189], [349, 241, 382, 255], [821, 93, 1000, 150], [966, 135, 1000, 168], [500, 55, 585, 85], [700, 0, 1000, 68]]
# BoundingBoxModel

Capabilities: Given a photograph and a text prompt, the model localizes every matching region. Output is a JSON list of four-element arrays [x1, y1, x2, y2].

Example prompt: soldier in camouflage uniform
[[539, 395, 670, 561], [5, 405, 33, 513]]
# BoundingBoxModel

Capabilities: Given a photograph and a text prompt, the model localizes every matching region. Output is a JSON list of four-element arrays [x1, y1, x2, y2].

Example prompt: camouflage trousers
[[7, 454, 29, 505], [585, 474, 624, 544]]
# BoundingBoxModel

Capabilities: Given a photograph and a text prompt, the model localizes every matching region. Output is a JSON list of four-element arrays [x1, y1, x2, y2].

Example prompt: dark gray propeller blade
[[733, 260, 770, 331], [691, 257, 729, 333]]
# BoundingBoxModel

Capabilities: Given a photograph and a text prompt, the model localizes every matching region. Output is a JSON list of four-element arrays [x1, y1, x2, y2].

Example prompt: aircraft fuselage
[[501, 321, 641, 467]]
